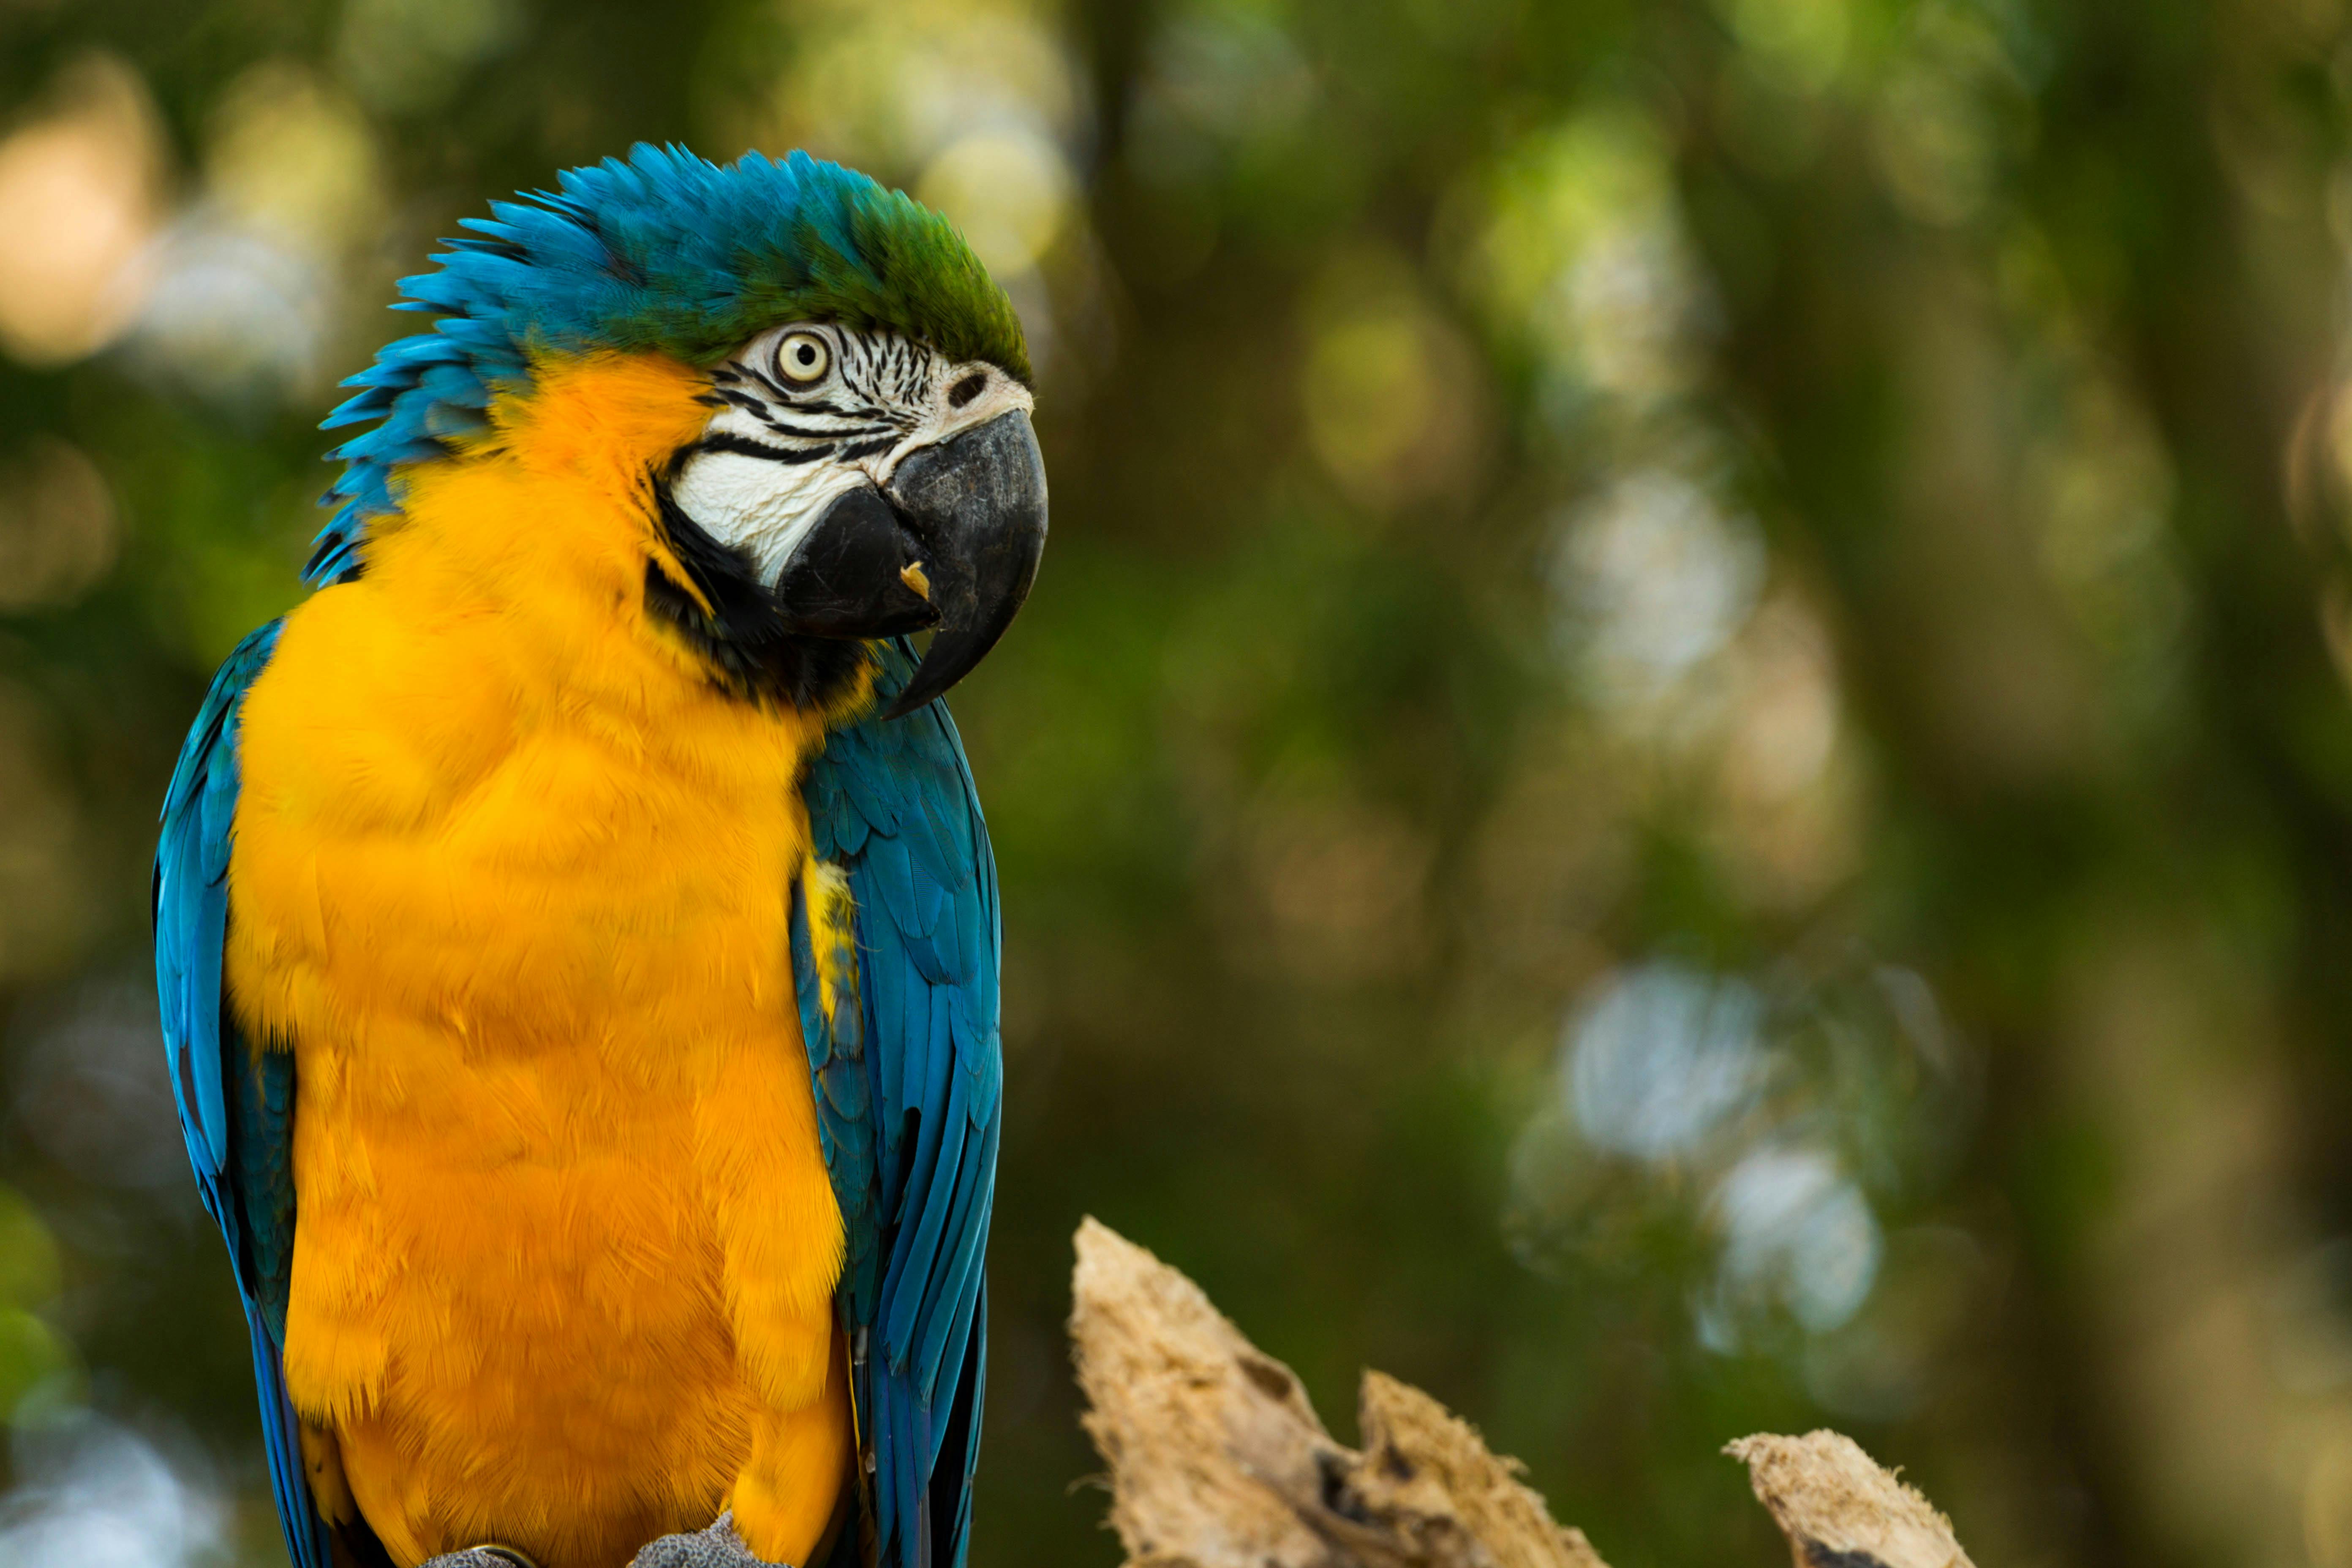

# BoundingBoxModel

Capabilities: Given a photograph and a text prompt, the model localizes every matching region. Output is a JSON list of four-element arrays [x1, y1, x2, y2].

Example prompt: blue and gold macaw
[[152, 147, 1044, 1568]]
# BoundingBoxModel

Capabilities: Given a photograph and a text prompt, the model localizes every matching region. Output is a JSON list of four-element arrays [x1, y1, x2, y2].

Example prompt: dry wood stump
[[1068, 1217, 1974, 1568]]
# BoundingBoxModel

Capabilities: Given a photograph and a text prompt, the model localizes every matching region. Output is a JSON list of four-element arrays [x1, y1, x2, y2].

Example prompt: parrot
[[151, 145, 1044, 1568]]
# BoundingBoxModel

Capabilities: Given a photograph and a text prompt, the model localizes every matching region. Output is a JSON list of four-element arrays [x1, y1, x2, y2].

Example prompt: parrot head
[[314, 143, 1048, 716]]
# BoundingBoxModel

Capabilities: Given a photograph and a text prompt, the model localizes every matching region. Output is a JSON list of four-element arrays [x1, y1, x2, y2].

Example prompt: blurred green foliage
[[5, 0, 2352, 1565]]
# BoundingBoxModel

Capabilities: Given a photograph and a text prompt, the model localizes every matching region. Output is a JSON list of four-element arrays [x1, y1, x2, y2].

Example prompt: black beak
[[771, 409, 1048, 720]]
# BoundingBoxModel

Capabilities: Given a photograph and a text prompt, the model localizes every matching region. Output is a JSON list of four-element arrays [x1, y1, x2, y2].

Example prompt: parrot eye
[[776, 331, 830, 385]]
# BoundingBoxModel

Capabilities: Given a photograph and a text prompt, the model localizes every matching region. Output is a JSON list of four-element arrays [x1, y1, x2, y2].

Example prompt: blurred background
[[2, 0, 2351, 1563]]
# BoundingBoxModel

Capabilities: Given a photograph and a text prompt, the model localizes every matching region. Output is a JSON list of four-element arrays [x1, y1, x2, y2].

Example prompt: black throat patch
[[644, 472, 869, 711]]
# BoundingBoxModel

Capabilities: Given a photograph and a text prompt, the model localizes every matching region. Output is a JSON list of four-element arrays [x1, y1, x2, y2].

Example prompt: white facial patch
[[667, 321, 1036, 585], [669, 436, 871, 585]]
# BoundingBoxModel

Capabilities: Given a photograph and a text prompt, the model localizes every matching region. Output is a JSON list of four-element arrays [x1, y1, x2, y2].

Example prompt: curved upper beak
[[771, 409, 1048, 720]]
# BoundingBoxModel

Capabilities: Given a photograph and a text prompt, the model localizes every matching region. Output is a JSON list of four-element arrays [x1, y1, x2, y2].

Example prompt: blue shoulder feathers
[[795, 641, 1002, 1568]]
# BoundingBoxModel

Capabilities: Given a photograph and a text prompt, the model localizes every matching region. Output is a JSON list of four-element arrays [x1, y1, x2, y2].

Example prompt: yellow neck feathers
[[365, 352, 746, 693]]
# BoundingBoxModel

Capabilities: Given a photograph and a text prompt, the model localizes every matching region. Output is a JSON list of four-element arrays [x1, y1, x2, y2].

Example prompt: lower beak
[[772, 409, 1048, 719]]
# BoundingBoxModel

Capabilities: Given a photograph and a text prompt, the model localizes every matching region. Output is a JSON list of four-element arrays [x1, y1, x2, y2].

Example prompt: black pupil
[[792, 341, 818, 369]]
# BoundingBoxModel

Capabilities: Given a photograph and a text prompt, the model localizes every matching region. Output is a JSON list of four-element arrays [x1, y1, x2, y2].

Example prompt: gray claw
[[630, 1511, 789, 1568], [419, 1551, 538, 1568]]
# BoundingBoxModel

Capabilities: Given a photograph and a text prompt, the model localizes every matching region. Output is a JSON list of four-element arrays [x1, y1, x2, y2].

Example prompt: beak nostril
[[947, 373, 985, 409]]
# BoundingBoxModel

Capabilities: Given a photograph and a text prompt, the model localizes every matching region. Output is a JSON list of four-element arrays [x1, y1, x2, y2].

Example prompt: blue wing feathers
[[248, 1318, 316, 1560], [155, 621, 332, 1568], [915, 1124, 994, 1392], [884, 1073, 964, 1368], [238, 1045, 299, 1345], [950, 1287, 986, 1548], [795, 640, 1001, 1568]]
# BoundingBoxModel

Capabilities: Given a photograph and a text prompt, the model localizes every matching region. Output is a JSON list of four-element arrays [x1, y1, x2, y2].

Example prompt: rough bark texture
[[1070, 1217, 1978, 1568], [1725, 1432, 1976, 1568], [1072, 1216, 1607, 1568]]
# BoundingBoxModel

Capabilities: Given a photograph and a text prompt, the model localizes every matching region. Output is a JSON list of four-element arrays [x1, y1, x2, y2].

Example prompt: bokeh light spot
[[1704, 1146, 1882, 1339], [335, 0, 523, 114], [918, 130, 1073, 275], [0, 440, 120, 614], [1553, 469, 1766, 710], [0, 57, 163, 368], [0, 1416, 225, 1567], [205, 61, 382, 256], [1566, 961, 1769, 1161]]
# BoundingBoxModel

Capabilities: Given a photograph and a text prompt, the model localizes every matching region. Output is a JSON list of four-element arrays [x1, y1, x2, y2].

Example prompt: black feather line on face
[[765, 418, 893, 442], [694, 431, 838, 465], [643, 465, 868, 711]]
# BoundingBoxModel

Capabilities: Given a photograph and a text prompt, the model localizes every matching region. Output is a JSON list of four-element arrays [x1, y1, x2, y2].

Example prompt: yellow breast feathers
[[225, 354, 858, 1568]]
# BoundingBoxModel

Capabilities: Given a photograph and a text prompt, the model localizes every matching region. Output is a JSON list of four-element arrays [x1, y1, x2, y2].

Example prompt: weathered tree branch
[[1726, 1432, 1975, 1568], [1070, 1217, 1974, 1568]]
